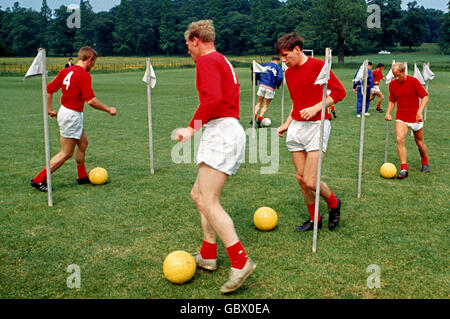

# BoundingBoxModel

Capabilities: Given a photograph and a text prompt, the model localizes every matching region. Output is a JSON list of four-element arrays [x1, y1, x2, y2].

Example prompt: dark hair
[[368, 61, 373, 66], [272, 56, 280, 61], [377, 63, 384, 68], [275, 33, 304, 53]]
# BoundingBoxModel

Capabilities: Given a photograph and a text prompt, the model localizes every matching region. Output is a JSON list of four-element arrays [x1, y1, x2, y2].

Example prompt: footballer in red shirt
[[31, 46, 116, 192], [174, 20, 255, 294], [386, 62, 429, 179], [370, 63, 385, 112], [276, 33, 346, 232]]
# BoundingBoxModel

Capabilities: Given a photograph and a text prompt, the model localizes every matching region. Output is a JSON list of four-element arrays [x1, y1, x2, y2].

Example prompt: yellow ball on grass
[[163, 250, 196, 284], [380, 162, 397, 179], [253, 207, 278, 231], [88, 167, 108, 185]]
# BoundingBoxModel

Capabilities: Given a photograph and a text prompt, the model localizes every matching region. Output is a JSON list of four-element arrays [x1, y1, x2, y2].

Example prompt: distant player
[[175, 20, 255, 294], [385, 62, 429, 179], [30, 46, 116, 192], [251, 56, 283, 127], [275, 33, 346, 232], [353, 61, 374, 117], [371, 63, 385, 112]]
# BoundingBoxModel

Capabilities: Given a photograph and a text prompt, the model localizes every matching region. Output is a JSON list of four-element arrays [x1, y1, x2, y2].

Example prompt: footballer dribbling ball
[[261, 118, 272, 127], [88, 167, 108, 185], [380, 162, 397, 179], [253, 207, 278, 231], [163, 250, 196, 284]]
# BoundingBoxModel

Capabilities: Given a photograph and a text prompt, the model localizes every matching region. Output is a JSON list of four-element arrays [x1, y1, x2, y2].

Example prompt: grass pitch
[[0, 64, 448, 299]]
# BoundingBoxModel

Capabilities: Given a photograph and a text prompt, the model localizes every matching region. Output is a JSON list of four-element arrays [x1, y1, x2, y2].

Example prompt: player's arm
[[385, 101, 395, 121], [87, 97, 116, 116], [47, 93, 57, 118], [416, 95, 429, 122], [299, 95, 335, 120], [278, 104, 294, 138]]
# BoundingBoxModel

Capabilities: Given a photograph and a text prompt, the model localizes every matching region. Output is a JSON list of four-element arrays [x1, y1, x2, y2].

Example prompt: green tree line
[[0, 0, 448, 61]]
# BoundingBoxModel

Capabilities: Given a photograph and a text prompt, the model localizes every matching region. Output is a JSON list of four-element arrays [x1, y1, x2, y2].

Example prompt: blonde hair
[[392, 62, 406, 73], [78, 46, 98, 61], [184, 20, 215, 42]]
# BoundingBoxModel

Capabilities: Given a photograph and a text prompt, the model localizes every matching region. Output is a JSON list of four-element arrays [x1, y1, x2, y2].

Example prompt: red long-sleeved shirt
[[47, 65, 95, 113], [389, 75, 428, 123], [189, 51, 240, 129], [285, 58, 346, 121]]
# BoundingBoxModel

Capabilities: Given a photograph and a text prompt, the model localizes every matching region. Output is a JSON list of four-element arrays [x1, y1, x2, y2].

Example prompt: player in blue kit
[[251, 56, 283, 127]]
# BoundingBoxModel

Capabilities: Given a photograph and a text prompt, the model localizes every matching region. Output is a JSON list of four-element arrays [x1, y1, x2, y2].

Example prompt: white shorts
[[396, 119, 423, 132], [196, 117, 246, 176], [57, 105, 84, 139], [286, 120, 331, 153], [371, 85, 380, 94], [257, 86, 275, 99]]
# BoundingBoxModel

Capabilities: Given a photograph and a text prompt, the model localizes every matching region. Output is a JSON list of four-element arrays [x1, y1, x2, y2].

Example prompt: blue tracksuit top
[[353, 69, 374, 90], [258, 62, 284, 89]]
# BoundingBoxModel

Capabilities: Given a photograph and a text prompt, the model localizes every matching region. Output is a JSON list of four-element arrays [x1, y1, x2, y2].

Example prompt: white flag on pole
[[353, 63, 365, 84], [404, 61, 408, 75], [282, 62, 288, 72], [422, 62, 435, 81], [142, 62, 157, 88], [413, 63, 425, 85], [385, 60, 396, 84], [314, 50, 332, 85], [24, 50, 46, 80], [253, 61, 268, 73]]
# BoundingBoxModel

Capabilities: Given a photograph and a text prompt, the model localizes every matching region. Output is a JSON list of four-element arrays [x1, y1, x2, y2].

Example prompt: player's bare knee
[[296, 172, 305, 185]]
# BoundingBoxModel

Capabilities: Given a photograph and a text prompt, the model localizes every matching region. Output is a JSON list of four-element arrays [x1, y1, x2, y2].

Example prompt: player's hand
[[277, 123, 289, 138], [416, 112, 423, 122], [48, 109, 57, 118], [353, 88, 357, 93], [109, 107, 117, 116], [385, 113, 392, 121], [174, 127, 193, 142], [299, 104, 320, 120]]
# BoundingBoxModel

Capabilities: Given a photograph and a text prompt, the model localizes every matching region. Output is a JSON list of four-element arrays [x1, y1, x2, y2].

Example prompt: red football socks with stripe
[[226, 241, 248, 269], [400, 163, 408, 171], [200, 240, 217, 260]]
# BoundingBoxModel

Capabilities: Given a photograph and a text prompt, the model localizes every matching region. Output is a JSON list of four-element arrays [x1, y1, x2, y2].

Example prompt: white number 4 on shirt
[[63, 71, 74, 90]]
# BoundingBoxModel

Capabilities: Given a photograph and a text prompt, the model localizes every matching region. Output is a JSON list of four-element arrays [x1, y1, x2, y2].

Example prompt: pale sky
[[0, 0, 447, 13]]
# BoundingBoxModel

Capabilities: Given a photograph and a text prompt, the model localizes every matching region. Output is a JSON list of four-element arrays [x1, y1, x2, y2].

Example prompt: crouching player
[[30, 46, 116, 192], [175, 20, 255, 294], [275, 33, 347, 232]]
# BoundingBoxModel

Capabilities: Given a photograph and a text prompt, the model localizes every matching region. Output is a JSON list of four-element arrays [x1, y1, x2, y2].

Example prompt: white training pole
[[384, 121, 389, 163], [357, 60, 369, 199], [252, 60, 256, 139], [424, 80, 429, 121], [280, 74, 285, 124], [146, 58, 155, 174], [39, 48, 53, 207], [312, 48, 331, 253]]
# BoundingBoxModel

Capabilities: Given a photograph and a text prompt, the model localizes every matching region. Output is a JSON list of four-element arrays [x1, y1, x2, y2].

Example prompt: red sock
[[325, 191, 338, 210], [421, 157, 429, 165], [258, 116, 263, 122], [376, 103, 381, 109], [400, 163, 408, 171], [200, 241, 217, 259], [254, 114, 258, 119], [307, 203, 321, 221], [77, 164, 88, 179], [226, 241, 248, 269], [33, 168, 47, 184]]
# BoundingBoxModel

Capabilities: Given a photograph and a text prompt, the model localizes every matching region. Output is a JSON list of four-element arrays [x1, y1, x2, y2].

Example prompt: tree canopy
[[0, 0, 447, 61]]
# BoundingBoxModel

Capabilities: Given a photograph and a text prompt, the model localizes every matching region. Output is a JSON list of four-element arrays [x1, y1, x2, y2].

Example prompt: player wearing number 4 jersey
[[30, 46, 116, 192]]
